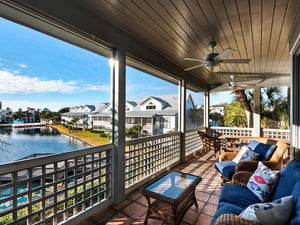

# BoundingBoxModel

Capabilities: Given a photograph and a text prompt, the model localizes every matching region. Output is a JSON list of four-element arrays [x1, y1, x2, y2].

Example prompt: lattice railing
[[263, 129, 290, 140], [125, 133, 181, 188], [0, 145, 113, 225], [210, 127, 254, 137], [210, 127, 290, 140]]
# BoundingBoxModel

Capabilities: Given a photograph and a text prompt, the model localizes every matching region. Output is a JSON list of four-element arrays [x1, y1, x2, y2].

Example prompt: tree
[[224, 101, 247, 127], [126, 125, 143, 139], [71, 117, 80, 131], [58, 107, 70, 113], [229, 87, 288, 129]]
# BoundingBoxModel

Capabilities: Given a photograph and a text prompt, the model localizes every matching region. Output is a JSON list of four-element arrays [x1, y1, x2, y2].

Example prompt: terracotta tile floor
[[81, 151, 222, 225]]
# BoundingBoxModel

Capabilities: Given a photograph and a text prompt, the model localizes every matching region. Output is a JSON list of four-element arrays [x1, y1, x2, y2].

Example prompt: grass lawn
[[50, 125, 110, 146]]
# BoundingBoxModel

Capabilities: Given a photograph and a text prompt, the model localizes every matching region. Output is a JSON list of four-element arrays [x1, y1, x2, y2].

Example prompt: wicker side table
[[141, 171, 202, 225]]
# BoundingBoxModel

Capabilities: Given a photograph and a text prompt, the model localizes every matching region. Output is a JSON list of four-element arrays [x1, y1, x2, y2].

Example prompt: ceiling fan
[[184, 41, 251, 71], [209, 75, 257, 91], [228, 75, 256, 90]]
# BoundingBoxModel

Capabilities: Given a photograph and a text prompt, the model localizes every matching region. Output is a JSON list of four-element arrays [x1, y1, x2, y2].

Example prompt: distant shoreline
[[48, 125, 109, 146], [48, 125, 94, 146]]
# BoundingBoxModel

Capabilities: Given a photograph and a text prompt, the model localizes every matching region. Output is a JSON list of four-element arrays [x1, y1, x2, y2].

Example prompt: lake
[[0, 126, 90, 164]]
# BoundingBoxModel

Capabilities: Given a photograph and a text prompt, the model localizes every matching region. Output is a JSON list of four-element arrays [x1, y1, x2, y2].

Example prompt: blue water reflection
[[0, 126, 89, 164]]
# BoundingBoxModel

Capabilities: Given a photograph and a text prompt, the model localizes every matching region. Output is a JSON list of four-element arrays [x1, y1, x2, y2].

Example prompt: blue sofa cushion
[[247, 140, 277, 161], [219, 183, 262, 209], [290, 179, 300, 225], [272, 159, 300, 200], [210, 202, 244, 225], [215, 161, 236, 180]]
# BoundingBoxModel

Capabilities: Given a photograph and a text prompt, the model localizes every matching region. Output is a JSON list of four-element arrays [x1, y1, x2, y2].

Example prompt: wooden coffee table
[[141, 171, 202, 225]]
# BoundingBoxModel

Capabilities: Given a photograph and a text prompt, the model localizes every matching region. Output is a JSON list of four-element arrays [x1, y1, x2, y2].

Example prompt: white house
[[61, 94, 199, 135]]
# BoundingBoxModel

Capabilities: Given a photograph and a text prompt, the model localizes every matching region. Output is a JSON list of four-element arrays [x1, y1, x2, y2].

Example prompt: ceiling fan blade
[[237, 84, 256, 87], [214, 48, 235, 60], [184, 64, 206, 71], [184, 57, 206, 62], [222, 59, 251, 64]]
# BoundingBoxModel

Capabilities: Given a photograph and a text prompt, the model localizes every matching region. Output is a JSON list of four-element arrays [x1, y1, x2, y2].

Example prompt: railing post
[[111, 48, 126, 203], [253, 87, 261, 137], [179, 80, 186, 163]]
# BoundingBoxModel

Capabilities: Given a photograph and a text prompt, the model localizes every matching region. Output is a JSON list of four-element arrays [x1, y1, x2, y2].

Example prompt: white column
[[253, 87, 261, 137], [204, 91, 209, 129], [290, 18, 300, 160], [178, 80, 186, 163], [291, 54, 300, 160], [111, 49, 126, 203]]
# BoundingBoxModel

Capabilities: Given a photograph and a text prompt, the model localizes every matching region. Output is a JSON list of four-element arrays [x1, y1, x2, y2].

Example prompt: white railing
[[0, 145, 113, 225], [210, 126, 290, 140], [263, 128, 290, 140], [185, 128, 205, 156], [125, 132, 181, 190], [210, 127, 254, 137]]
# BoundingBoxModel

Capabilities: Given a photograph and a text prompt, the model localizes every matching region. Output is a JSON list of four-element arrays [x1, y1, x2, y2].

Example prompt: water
[[0, 126, 90, 164]]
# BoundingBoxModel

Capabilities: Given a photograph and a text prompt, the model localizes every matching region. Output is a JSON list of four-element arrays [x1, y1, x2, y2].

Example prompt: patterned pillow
[[247, 162, 280, 202], [232, 146, 248, 163], [239, 195, 294, 225], [239, 148, 260, 161]]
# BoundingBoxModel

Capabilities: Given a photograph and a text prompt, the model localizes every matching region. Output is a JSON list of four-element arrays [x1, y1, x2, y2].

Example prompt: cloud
[[19, 63, 28, 68], [0, 70, 79, 93], [0, 70, 110, 94], [84, 83, 110, 92]]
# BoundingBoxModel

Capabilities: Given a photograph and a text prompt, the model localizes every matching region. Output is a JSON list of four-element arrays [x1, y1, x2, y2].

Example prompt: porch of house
[[80, 151, 221, 225]]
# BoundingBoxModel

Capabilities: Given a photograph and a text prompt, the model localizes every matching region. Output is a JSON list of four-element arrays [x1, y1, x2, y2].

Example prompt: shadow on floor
[[80, 151, 222, 225]]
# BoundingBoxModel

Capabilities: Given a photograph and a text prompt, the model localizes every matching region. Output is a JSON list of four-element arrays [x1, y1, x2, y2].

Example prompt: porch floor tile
[[79, 151, 222, 225]]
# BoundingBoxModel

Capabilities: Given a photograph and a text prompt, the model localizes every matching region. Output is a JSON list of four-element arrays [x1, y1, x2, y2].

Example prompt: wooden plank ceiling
[[9, 0, 300, 91], [71, 0, 299, 90]]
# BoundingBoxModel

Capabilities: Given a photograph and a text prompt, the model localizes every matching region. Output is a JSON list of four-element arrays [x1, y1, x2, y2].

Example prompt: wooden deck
[[79, 151, 222, 225]]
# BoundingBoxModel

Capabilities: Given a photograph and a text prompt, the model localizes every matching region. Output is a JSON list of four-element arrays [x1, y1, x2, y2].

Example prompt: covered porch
[[0, 0, 300, 225]]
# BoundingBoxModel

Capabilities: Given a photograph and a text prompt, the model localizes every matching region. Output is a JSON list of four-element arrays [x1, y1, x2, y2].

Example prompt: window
[[0, 18, 111, 163], [186, 90, 205, 129], [146, 103, 156, 110]]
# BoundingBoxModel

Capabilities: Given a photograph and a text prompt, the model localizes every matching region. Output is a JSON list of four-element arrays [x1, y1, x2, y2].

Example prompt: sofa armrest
[[214, 214, 261, 225], [219, 152, 238, 161], [236, 160, 281, 172], [231, 171, 253, 186]]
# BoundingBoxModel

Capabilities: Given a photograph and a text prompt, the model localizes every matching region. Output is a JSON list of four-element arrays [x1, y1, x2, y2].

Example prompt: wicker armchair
[[198, 131, 221, 156], [216, 138, 289, 184], [219, 138, 289, 173]]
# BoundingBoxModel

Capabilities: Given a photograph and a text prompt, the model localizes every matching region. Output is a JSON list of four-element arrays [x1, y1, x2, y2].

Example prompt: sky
[[0, 17, 230, 112]]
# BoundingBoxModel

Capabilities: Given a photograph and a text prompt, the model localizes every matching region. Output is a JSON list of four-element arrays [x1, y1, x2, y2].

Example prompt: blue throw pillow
[[247, 140, 277, 161]]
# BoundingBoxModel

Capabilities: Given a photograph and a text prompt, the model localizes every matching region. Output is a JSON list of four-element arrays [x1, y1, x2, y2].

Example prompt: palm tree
[[228, 87, 288, 129], [224, 101, 247, 127], [71, 117, 80, 131]]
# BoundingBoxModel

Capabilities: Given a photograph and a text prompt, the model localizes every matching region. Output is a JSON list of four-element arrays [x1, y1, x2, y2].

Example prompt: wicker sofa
[[211, 159, 300, 225], [215, 138, 289, 183]]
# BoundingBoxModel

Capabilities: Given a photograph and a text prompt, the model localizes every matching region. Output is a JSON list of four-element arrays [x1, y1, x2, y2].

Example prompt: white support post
[[178, 80, 186, 163], [290, 18, 300, 160], [204, 91, 209, 130], [253, 87, 261, 137], [111, 49, 126, 203]]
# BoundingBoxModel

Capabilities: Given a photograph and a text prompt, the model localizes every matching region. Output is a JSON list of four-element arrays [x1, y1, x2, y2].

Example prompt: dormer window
[[146, 102, 156, 110]]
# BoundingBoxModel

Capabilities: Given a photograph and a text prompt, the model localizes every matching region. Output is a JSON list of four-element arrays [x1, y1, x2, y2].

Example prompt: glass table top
[[145, 171, 198, 199]]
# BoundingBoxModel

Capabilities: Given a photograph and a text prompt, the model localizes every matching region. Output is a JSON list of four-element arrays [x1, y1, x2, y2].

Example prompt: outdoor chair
[[198, 131, 221, 156], [215, 138, 289, 184]]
